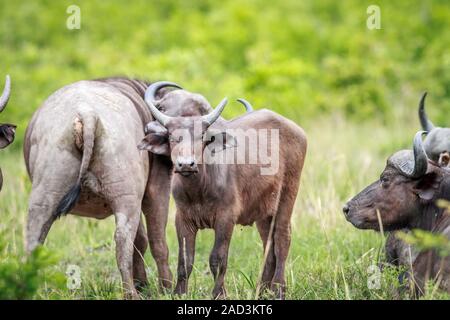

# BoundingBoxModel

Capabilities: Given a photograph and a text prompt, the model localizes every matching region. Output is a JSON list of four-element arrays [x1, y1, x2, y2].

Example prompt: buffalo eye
[[380, 176, 390, 188]]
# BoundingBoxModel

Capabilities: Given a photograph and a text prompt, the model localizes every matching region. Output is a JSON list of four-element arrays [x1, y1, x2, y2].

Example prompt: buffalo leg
[[256, 217, 276, 293], [174, 213, 197, 295], [132, 218, 148, 291], [26, 150, 80, 253], [143, 157, 173, 290], [26, 158, 79, 254], [112, 198, 141, 300], [210, 220, 234, 299], [271, 200, 295, 299], [26, 185, 62, 253]]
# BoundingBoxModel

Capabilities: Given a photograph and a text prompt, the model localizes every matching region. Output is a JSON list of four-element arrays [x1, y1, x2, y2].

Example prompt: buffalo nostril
[[343, 204, 350, 215], [190, 161, 195, 167]]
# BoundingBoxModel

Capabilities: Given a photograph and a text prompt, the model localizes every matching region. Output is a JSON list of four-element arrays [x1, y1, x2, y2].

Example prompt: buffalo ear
[[0, 124, 16, 149], [439, 152, 450, 167], [139, 121, 169, 156], [413, 172, 441, 201], [138, 133, 169, 156]]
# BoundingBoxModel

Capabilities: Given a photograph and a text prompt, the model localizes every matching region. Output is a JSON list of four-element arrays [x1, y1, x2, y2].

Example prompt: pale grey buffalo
[[24, 78, 250, 299], [0, 75, 16, 191]]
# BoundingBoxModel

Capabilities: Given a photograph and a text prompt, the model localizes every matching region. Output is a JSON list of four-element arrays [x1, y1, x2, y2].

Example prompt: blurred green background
[[1, 0, 449, 147]]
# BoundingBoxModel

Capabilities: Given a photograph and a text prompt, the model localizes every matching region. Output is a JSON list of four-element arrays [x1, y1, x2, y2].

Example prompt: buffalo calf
[[140, 95, 307, 299]]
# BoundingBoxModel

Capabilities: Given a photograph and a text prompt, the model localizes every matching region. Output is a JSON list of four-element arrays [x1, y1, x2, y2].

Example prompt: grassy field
[[0, 0, 449, 299], [1, 112, 449, 300]]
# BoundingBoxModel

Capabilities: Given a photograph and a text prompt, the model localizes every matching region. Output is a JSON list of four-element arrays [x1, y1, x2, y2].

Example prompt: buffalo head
[[0, 75, 16, 191], [144, 81, 214, 119], [138, 94, 237, 176], [0, 75, 15, 149], [343, 131, 445, 231], [137, 83, 249, 177]]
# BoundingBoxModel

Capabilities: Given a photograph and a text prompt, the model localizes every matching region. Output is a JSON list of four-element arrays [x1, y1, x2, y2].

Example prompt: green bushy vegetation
[[0, 228, 63, 299], [1, 0, 449, 148], [0, 0, 449, 299]]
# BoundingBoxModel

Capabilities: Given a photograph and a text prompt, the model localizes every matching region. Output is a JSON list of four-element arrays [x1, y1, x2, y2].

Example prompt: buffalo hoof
[[134, 279, 149, 293], [174, 282, 188, 296], [124, 290, 141, 300], [159, 276, 174, 293], [212, 286, 227, 300], [270, 282, 286, 300]]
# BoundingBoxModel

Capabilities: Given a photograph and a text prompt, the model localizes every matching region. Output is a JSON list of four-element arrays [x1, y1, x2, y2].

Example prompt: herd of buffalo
[[0, 74, 449, 299]]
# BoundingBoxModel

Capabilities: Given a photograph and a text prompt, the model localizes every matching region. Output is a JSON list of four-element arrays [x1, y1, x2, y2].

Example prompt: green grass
[[0, 0, 450, 299], [1, 114, 449, 300]]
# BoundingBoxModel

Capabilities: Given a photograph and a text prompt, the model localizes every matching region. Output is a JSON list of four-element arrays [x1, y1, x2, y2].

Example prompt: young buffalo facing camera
[[139, 95, 307, 299], [0, 75, 16, 192], [344, 132, 450, 295]]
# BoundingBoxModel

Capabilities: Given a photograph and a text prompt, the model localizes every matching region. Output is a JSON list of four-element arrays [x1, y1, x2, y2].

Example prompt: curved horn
[[144, 81, 182, 126], [0, 75, 11, 113], [237, 98, 253, 112], [144, 81, 182, 104], [400, 131, 428, 178], [202, 98, 228, 127], [146, 99, 171, 127], [418, 92, 434, 132]]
